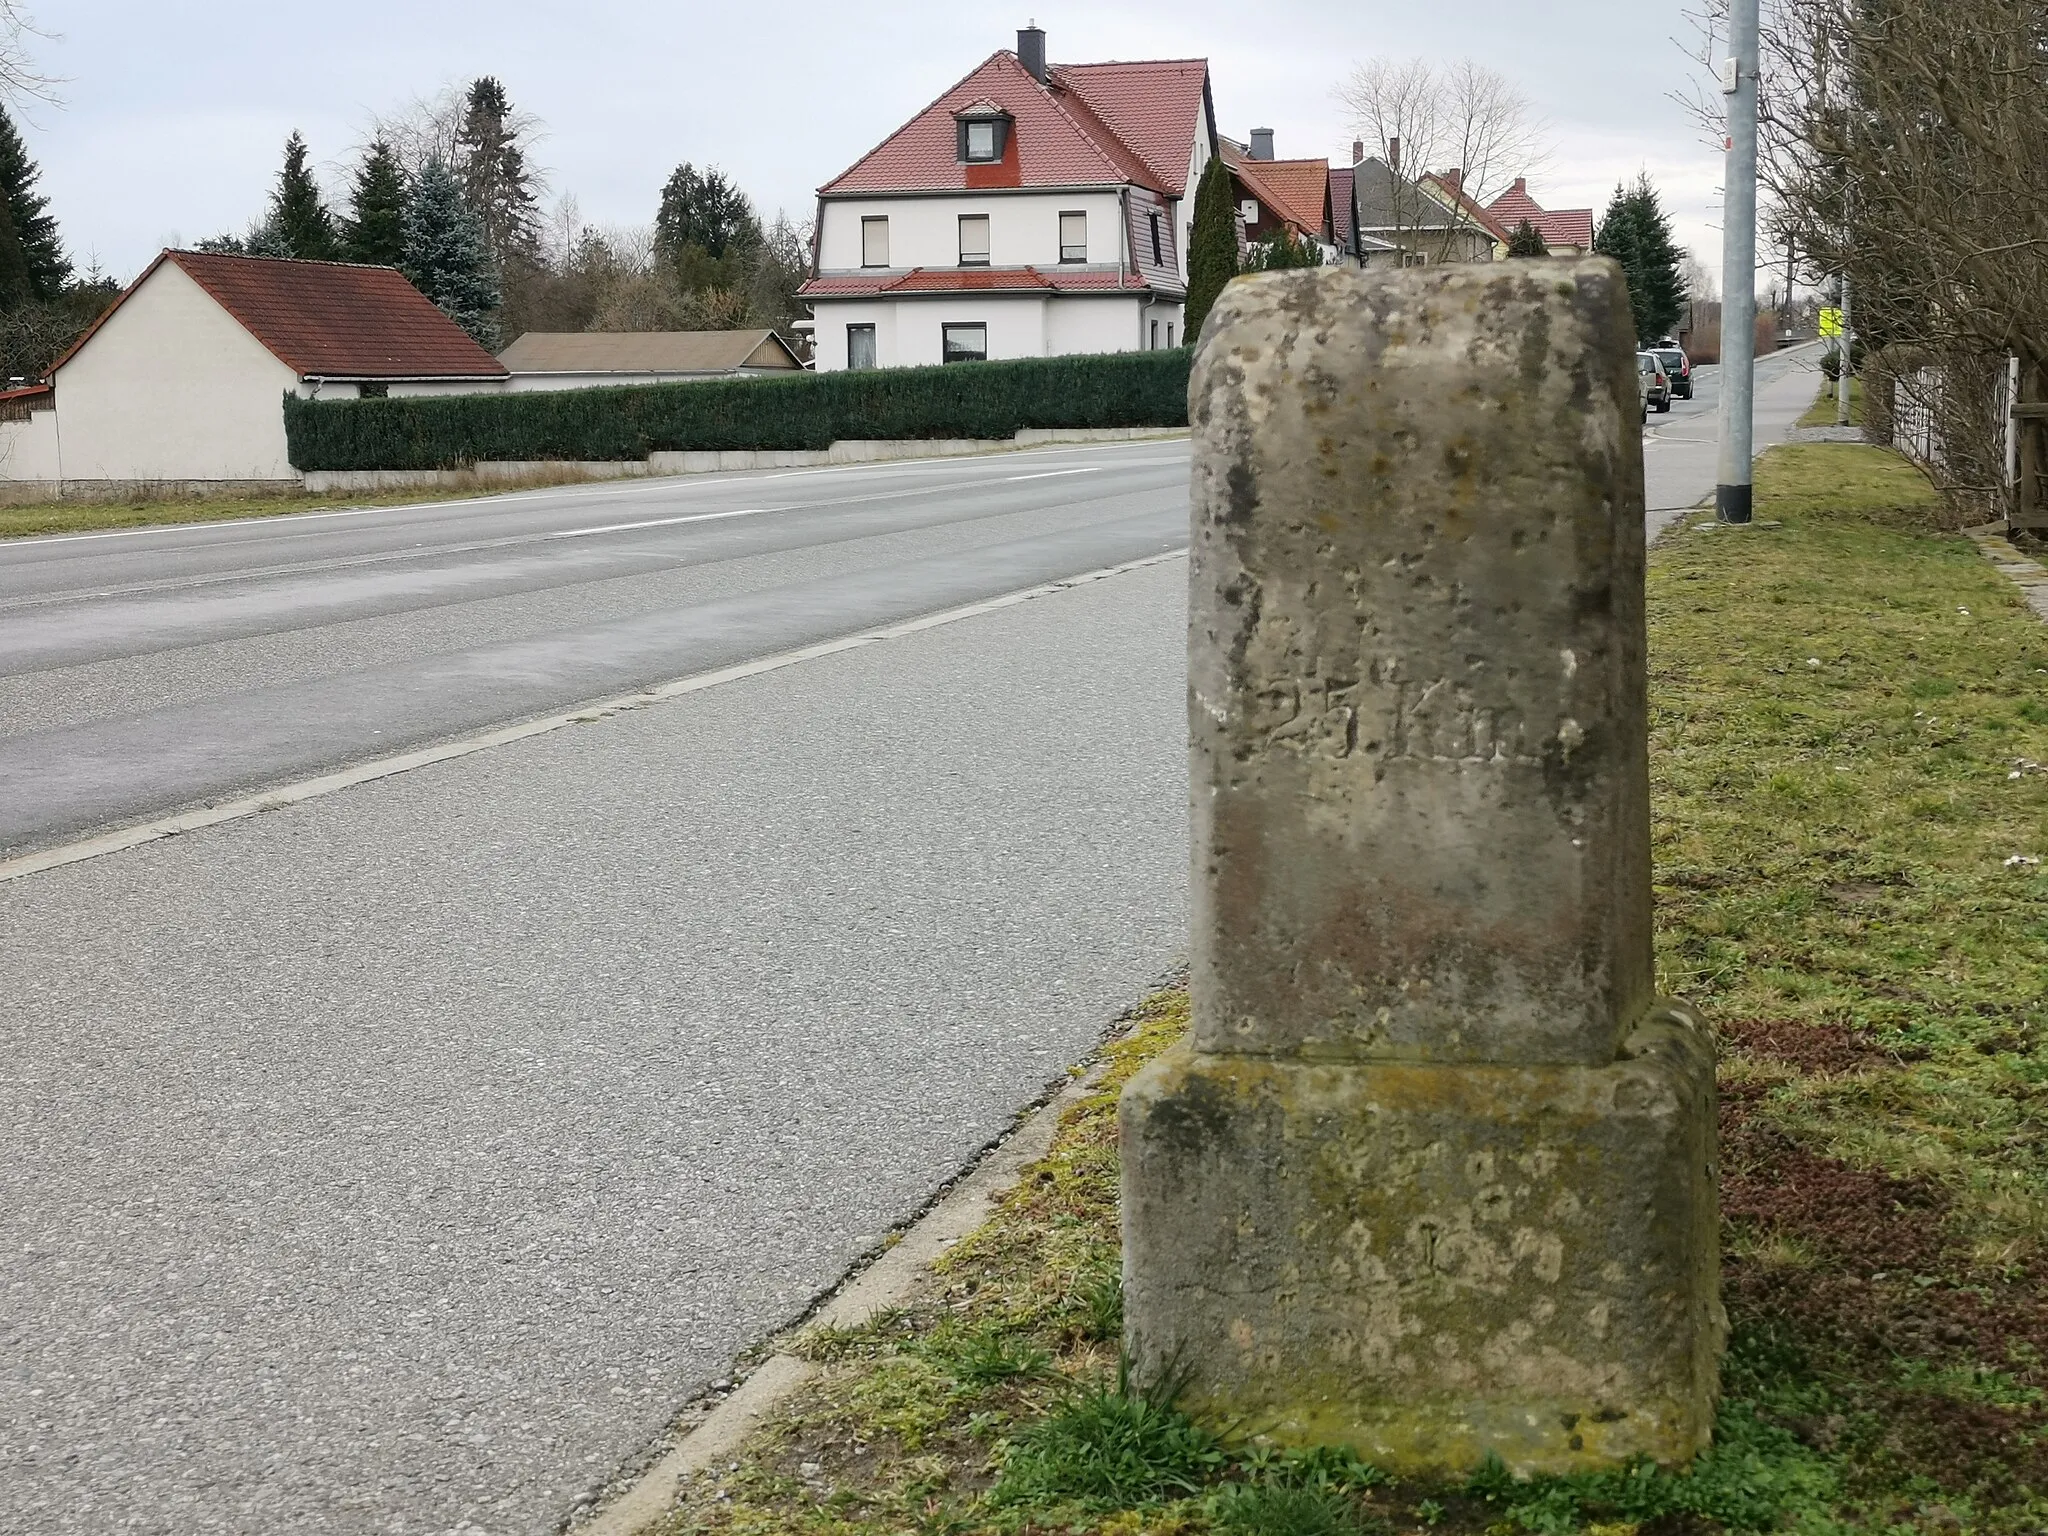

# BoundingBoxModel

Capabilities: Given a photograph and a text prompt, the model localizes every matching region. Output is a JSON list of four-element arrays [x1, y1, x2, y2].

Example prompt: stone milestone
[[1121, 260, 1723, 1474]]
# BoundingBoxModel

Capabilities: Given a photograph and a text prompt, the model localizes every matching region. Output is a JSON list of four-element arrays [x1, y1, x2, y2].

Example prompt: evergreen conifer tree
[[1183, 154, 1239, 345], [1244, 226, 1322, 271], [654, 162, 760, 265], [1506, 219, 1550, 258], [404, 156, 500, 347], [346, 139, 410, 267], [0, 103, 66, 300], [271, 132, 340, 260], [0, 188, 33, 313], [455, 77, 542, 272], [1595, 175, 1687, 342]]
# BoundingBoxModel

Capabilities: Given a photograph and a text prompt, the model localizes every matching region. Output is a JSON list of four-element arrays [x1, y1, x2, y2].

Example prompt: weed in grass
[[1070, 1261, 1124, 1343], [917, 1322, 1051, 1387], [990, 1360, 1224, 1509], [1208, 1482, 1385, 1536]]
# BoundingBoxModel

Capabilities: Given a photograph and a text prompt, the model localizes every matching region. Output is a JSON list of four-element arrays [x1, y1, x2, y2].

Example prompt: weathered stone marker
[[1121, 260, 1722, 1475]]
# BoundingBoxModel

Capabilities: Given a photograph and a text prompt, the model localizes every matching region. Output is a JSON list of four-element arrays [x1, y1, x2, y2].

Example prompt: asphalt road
[[0, 445, 1193, 1535], [0, 443, 1189, 859], [0, 351, 1831, 1535], [1644, 339, 1828, 535]]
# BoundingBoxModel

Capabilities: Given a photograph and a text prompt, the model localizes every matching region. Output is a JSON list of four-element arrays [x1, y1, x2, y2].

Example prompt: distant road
[[1644, 340, 1828, 535], [0, 441, 1188, 857]]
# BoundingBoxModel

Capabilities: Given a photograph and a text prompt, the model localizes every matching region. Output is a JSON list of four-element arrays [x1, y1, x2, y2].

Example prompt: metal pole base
[[1716, 483, 1754, 524]]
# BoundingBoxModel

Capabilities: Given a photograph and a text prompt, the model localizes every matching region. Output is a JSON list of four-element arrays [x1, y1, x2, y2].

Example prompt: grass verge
[[652, 443, 2048, 1536], [1798, 375, 1862, 429], [0, 466, 610, 540]]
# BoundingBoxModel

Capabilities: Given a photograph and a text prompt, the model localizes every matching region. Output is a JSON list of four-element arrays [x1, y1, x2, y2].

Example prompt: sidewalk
[[599, 441, 2048, 1536]]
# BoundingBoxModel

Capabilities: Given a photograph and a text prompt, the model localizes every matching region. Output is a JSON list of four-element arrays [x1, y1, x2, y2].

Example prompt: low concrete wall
[[299, 426, 1184, 496], [0, 477, 302, 506]]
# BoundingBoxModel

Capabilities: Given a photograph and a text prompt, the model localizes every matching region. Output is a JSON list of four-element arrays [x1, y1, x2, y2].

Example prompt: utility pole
[[1716, 0, 1760, 524], [1835, 22, 1855, 429]]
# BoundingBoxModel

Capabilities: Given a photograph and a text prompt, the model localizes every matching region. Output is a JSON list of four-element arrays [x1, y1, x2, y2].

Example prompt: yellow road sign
[[1819, 307, 1843, 338]]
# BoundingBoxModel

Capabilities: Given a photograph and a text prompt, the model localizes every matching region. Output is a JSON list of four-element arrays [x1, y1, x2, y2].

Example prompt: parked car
[[1648, 340, 1693, 399], [1638, 351, 1672, 415]]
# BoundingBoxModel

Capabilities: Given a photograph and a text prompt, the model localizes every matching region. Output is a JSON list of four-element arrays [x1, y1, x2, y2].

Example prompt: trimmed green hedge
[[285, 349, 1192, 471]]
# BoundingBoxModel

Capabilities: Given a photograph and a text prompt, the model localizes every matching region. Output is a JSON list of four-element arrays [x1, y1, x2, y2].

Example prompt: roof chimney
[[1443, 167, 1463, 196], [1512, 176, 1527, 194], [1352, 139, 1364, 165], [1249, 127, 1275, 161], [1017, 22, 1046, 82], [1388, 136, 1400, 173]]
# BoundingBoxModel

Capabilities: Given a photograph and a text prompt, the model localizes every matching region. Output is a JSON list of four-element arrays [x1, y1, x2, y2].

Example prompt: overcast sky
[[24, 1, 1732, 286]]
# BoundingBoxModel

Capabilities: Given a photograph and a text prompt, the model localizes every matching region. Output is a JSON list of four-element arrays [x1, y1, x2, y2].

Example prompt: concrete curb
[[1965, 521, 2048, 624], [567, 1056, 1113, 1536]]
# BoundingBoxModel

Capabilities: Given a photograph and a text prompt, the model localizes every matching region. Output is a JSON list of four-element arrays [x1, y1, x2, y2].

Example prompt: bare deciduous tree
[[1681, 0, 2048, 518], [1335, 56, 1550, 262], [0, 2, 57, 106]]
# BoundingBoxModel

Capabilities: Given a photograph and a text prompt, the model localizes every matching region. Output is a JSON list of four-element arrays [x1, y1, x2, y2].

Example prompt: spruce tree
[[404, 156, 500, 348], [271, 132, 340, 261], [0, 189, 33, 314], [1506, 219, 1550, 258], [455, 77, 542, 272], [654, 162, 760, 264], [1595, 175, 1687, 343], [0, 103, 66, 300], [1183, 154, 1238, 345], [346, 139, 410, 267]]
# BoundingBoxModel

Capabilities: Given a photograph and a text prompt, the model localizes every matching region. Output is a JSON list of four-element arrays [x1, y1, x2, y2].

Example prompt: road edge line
[[0, 549, 1187, 885], [568, 1047, 1113, 1536]]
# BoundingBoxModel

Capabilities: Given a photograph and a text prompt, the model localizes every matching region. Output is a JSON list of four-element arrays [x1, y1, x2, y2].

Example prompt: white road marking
[[0, 548, 1189, 885], [1005, 468, 1104, 481], [545, 508, 779, 539]]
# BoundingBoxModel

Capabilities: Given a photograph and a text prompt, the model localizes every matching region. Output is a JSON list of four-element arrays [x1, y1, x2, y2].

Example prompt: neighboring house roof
[[817, 50, 1208, 198], [1221, 142, 1332, 240], [1418, 173, 1514, 244], [53, 250, 507, 381], [800, 266, 1162, 298], [1352, 157, 1472, 235], [1331, 166, 1357, 251], [1486, 178, 1596, 250], [498, 330, 801, 373]]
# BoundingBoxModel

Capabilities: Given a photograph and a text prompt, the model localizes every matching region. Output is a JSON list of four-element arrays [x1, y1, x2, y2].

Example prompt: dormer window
[[957, 110, 1010, 164]]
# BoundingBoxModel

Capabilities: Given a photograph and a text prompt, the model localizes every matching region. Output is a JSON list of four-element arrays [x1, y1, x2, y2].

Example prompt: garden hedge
[[285, 348, 1192, 471]]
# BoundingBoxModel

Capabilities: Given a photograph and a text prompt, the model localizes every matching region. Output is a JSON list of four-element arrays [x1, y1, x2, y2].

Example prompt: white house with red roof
[[0, 250, 507, 490], [798, 26, 1215, 371]]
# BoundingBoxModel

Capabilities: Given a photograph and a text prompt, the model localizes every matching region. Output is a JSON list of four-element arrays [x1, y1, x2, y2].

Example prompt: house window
[[1150, 319, 1160, 350], [861, 217, 890, 268], [1240, 199, 1259, 224], [1059, 210, 1086, 263], [942, 323, 988, 364], [958, 214, 990, 266], [359, 381, 390, 399], [1166, 323, 1175, 347], [959, 117, 1007, 163], [1148, 212, 1163, 266], [846, 324, 877, 371]]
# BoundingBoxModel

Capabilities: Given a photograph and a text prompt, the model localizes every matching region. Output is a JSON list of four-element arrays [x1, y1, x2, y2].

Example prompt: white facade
[[38, 260, 308, 483], [817, 192, 1127, 271]]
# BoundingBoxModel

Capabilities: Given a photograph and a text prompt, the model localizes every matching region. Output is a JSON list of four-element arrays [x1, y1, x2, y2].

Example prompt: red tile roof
[[818, 51, 1208, 198], [799, 266, 1162, 298], [1486, 180, 1596, 250], [1222, 144, 1332, 238], [1331, 166, 1356, 249], [53, 251, 508, 381]]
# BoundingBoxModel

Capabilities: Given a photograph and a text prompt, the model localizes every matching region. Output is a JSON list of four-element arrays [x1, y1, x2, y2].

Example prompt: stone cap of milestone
[[1188, 258, 1651, 1067]]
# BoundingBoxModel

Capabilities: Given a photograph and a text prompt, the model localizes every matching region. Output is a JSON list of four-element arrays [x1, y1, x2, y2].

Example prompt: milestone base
[[1118, 1004, 1723, 1476]]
